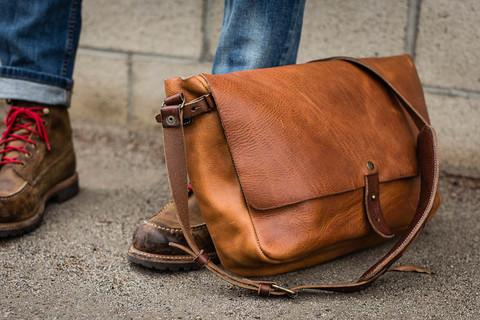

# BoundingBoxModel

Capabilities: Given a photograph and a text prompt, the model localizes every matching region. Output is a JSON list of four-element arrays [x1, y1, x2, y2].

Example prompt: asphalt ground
[[1, 119, 479, 319]]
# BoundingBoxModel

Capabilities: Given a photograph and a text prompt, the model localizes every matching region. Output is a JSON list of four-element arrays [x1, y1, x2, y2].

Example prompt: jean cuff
[[0, 66, 72, 107]]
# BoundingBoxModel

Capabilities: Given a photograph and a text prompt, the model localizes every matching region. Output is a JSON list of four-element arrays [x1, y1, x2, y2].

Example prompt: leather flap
[[201, 55, 429, 210]]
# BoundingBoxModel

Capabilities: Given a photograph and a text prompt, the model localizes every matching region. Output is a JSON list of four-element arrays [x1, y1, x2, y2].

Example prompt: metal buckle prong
[[179, 99, 185, 109], [271, 284, 297, 297]]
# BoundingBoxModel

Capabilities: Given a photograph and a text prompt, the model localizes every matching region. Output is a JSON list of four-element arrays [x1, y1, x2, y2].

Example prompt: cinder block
[[426, 93, 480, 177], [416, 0, 480, 91], [207, 0, 224, 58], [131, 56, 212, 123], [297, 0, 408, 62], [71, 49, 128, 123], [207, 0, 408, 63], [80, 0, 204, 59]]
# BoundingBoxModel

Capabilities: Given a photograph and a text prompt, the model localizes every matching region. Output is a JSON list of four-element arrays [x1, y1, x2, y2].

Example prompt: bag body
[[161, 55, 441, 294]]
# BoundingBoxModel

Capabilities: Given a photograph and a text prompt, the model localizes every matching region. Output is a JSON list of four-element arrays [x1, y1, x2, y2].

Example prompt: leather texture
[[0, 102, 78, 236], [364, 172, 394, 239], [161, 55, 441, 296]]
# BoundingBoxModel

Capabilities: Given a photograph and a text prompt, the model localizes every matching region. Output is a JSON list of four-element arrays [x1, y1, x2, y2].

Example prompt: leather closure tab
[[194, 250, 210, 268], [364, 173, 394, 239]]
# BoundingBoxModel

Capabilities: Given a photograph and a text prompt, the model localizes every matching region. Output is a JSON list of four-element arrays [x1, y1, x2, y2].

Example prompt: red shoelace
[[0, 106, 51, 165]]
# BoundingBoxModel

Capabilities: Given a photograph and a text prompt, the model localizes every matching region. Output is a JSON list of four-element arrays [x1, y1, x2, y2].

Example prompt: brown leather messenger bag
[[157, 55, 441, 297]]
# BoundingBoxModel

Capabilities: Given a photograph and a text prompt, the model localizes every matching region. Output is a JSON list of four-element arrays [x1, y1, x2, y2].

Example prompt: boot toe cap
[[0, 184, 36, 223], [132, 222, 187, 255]]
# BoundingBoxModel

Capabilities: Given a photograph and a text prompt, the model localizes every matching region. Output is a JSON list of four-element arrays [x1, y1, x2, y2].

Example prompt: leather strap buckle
[[159, 99, 186, 111], [157, 93, 185, 127], [271, 284, 297, 298]]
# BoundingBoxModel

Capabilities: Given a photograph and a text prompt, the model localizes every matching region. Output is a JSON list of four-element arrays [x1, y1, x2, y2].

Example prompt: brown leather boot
[[0, 101, 78, 237], [128, 190, 217, 270]]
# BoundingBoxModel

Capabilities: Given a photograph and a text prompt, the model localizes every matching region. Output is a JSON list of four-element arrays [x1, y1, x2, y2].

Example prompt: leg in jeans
[[0, 0, 81, 237], [128, 0, 306, 270], [213, 0, 306, 74], [0, 0, 82, 106]]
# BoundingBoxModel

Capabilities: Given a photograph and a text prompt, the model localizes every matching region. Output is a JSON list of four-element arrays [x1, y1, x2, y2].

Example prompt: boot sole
[[0, 173, 79, 238], [127, 245, 219, 271]]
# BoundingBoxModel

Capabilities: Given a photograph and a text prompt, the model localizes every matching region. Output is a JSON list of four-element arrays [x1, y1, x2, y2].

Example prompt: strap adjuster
[[156, 93, 185, 127], [194, 250, 210, 268]]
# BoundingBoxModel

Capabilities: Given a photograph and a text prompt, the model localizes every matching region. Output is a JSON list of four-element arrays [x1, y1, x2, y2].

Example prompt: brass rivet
[[371, 194, 376, 200], [166, 115, 176, 125], [43, 108, 50, 115], [367, 161, 375, 170]]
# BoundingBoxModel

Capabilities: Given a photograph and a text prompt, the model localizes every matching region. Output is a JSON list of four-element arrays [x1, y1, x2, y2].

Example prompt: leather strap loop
[[257, 284, 272, 297], [161, 57, 439, 296], [194, 251, 210, 268]]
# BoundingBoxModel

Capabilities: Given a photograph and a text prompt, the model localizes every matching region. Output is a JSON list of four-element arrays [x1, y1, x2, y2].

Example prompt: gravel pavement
[[1, 119, 479, 319]]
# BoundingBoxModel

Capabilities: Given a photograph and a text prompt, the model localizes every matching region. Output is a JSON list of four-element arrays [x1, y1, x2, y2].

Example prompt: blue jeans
[[213, 0, 305, 74], [0, 0, 82, 106], [0, 0, 305, 107]]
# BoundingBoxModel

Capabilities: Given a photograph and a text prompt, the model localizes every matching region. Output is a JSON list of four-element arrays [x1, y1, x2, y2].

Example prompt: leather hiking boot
[[0, 101, 78, 237], [128, 190, 217, 271]]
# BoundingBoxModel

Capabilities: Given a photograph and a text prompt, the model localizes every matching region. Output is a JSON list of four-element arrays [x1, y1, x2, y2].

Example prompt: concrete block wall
[[1, 0, 479, 177]]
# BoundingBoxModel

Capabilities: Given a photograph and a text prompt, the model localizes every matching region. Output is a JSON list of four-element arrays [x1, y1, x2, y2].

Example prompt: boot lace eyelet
[[0, 106, 51, 166]]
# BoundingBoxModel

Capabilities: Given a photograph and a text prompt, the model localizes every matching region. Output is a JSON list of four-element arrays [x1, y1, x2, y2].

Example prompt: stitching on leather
[[33, 147, 74, 184], [196, 75, 212, 94], [148, 201, 172, 220], [132, 250, 194, 260], [144, 197, 206, 231], [196, 76, 215, 110], [143, 220, 206, 232], [130, 247, 217, 260]]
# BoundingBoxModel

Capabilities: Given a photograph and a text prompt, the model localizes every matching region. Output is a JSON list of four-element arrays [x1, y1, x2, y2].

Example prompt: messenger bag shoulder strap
[[159, 57, 439, 297]]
